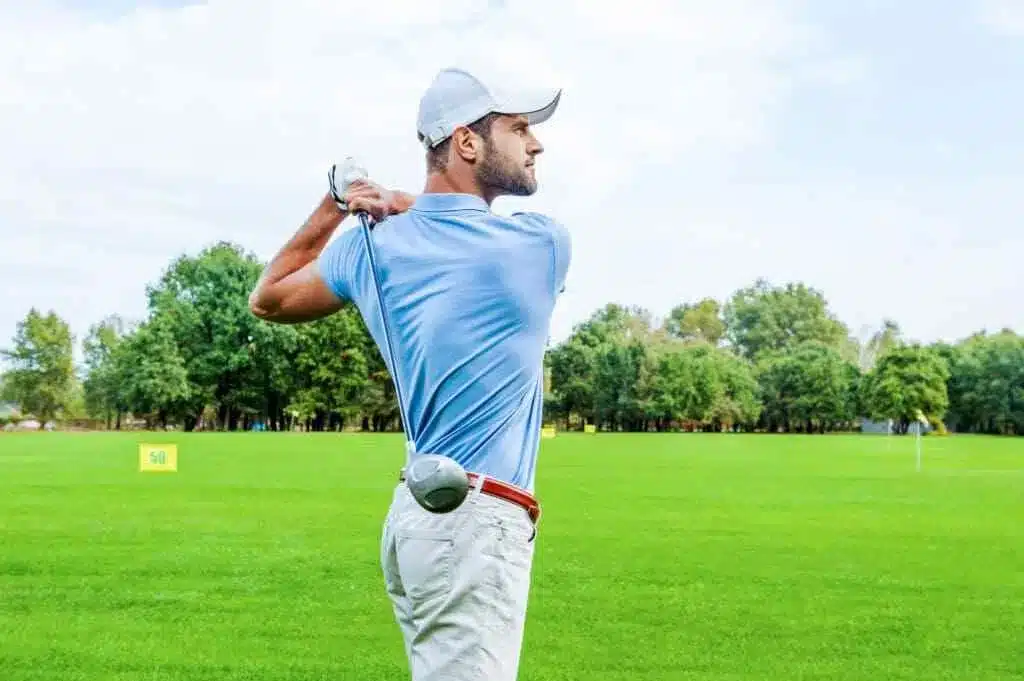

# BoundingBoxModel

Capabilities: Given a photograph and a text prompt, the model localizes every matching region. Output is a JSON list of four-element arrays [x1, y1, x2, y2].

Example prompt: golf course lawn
[[1, 431, 1022, 680]]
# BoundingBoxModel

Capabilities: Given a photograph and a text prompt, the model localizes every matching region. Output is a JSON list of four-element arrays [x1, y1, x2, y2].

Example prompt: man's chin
[[510, 184, 537, 197], [479, 169, 538, 197], [509, 176, 538, 196]]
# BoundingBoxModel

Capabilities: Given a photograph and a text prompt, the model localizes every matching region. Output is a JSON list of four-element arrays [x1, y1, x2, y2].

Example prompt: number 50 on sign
[[139, 444, 178, 472]]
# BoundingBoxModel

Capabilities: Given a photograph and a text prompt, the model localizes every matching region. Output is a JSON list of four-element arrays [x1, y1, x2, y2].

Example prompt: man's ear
[[451, 127, 480, 163]]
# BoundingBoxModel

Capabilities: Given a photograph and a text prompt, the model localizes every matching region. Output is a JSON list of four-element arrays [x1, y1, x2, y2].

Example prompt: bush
[[926, 418, 948, 436]]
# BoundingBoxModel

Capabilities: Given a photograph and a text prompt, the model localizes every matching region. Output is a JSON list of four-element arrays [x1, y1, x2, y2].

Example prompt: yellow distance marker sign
[[541, 426, 556, 439], [139, 443, 178, 472]]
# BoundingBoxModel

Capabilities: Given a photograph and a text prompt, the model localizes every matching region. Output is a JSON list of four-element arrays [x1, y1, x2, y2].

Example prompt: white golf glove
[[328, 157, 368, 212]]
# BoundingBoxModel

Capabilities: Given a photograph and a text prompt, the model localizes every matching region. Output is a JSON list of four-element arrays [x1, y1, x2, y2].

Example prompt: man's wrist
[[321, 192, 346, 221]]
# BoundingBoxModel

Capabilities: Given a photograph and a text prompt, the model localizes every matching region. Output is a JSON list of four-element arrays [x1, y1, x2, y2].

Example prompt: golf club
[[335, 158, 470, 514]]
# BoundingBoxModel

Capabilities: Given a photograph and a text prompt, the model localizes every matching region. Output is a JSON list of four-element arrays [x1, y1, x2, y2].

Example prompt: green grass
[[1, 432, 1022, 680]]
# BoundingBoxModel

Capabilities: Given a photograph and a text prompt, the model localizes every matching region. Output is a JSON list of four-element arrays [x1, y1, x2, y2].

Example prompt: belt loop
[[469, 474, 486, 503]]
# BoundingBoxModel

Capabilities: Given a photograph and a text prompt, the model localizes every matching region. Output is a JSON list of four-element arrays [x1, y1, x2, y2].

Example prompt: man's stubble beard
[[473, 139, 537, 197]]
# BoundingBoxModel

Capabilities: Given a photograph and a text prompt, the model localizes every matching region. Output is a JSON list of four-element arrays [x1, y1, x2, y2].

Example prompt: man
[[249, 66, 570, 680]]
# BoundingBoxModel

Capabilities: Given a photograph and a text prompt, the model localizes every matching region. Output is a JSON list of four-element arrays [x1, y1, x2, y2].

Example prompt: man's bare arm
[[249, 193, 348, 324], [249, 184, 416, 325]]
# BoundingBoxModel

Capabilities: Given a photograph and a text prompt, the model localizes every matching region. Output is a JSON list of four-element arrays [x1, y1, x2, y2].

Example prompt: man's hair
[[418, 113, 500, 172]]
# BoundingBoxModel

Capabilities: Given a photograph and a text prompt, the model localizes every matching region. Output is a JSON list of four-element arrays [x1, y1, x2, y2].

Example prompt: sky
[[1, 0, 1022, 365]]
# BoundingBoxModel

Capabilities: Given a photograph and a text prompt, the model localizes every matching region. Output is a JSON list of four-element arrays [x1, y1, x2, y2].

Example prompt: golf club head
[[406, 454, 470, 514]]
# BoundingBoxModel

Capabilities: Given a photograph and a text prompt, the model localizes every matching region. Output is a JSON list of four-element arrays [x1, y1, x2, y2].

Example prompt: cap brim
[[493, 87, 562, 126]]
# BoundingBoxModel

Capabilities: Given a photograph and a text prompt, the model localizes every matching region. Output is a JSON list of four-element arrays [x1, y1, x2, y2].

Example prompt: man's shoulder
[[509, 210, 570, 242], [509, 209, 561, 227]]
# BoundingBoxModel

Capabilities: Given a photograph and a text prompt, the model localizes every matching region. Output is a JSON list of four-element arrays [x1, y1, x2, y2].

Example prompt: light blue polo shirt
[[317, 193, 571, 492]]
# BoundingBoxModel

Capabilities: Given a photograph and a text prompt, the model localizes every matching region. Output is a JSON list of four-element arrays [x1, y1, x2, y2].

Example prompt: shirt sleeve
[[550, 219, 571, 295], [316, 226, 360, 301], [512, 211, 572, 296]]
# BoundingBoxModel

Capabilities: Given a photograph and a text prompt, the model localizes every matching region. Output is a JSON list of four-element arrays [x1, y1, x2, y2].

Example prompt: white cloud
[[978, 0, 1024, 35], [3, 0, 960, 365]]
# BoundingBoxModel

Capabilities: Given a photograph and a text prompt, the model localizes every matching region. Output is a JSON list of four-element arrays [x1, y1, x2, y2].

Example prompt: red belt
[[400, 470, 541, 525]]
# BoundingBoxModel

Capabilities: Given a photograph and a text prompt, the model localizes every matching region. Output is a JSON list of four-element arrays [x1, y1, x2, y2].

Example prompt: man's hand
[[341, 179, 416, 222], [248, 167, 417, 325]]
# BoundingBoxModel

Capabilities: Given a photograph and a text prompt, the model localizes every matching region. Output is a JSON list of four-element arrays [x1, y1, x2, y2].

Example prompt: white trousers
[[380, 481, 537, 680]]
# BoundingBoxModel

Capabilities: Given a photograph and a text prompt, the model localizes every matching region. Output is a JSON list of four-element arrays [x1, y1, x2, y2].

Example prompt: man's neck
[[422, 171, 496, 205]]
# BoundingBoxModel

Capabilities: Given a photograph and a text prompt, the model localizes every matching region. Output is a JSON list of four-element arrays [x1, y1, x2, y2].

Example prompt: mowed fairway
[[1, 432, 1022, 681]]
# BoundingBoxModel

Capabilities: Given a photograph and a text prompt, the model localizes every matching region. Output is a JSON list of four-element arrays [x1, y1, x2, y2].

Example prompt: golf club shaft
[[357, 212, 414, 451]]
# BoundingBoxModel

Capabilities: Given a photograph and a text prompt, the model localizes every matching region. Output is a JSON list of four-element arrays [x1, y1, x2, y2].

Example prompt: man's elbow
[[248, 289, 316, 325], [248, 278, 342, 325], [248, 289, 276, 321]]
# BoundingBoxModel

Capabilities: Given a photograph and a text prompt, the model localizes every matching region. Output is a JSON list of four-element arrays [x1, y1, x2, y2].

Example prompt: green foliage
[[546, 304, 760, 432], [939, 330, 1024, 434], [0, 308, 76, 423], [860, 343, 950, 434], [82, 314, 128, 427], [287, 307, 374, 431], [723, 279, 849, 360], [114, 316, 192, 428], [754, 341, 861, 433], [651, 343, 760, 431], [50, 241, 400, 432], [663, 298, 725, 346], [144, 241, 269, 430], [5, 239, 1023, 437]]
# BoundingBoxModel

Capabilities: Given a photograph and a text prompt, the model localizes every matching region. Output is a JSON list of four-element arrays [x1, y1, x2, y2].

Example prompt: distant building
[[860, 418, 892, 434], [859, 417, 932, 435]]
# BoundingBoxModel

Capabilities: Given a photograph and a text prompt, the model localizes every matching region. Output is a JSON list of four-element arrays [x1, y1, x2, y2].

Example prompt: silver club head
[[406, 454, 470, 514]]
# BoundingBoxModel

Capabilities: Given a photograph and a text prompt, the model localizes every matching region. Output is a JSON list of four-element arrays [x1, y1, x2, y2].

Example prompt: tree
[[861, 343, 950, 434], [241, 319, 301, 432], [288, 307, 374, 431], [708, 348, 762, 430], [663, 298, 725, 346], [939, 331, 1024, 434], [0, 309, 76, 423], [592, 338, 651, 431], [546, 303, 659, 430], [82, 314, 128, 429], [545, 337, 597, 428], [647, 344, 759, 432], [755, 341, 860, 433], [649, 345, 715, 429], [358, 337, 401, 433], [114, 318, 191, 429], [722, 279, 848, 360], [57, 256, 1024, 438], [146, 241, 274, 430]]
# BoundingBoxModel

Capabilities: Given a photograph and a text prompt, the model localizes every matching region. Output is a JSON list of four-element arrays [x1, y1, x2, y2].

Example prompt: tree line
[[2, 241, 1022, 435]]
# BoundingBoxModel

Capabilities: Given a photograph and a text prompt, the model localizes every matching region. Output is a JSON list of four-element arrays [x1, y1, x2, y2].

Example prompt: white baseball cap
[[416, 67, 562, 149]]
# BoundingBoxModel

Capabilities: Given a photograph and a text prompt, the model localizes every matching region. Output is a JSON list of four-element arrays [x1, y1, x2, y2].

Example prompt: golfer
[[248, 66, 570, 680]]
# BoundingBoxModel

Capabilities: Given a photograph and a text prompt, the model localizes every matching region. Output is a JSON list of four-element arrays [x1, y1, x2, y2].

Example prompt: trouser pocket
[[396, 529, 455, 606]]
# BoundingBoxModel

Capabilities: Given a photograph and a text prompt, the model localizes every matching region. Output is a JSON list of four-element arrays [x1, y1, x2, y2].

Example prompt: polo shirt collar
[[411, 193, 490, 213]]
